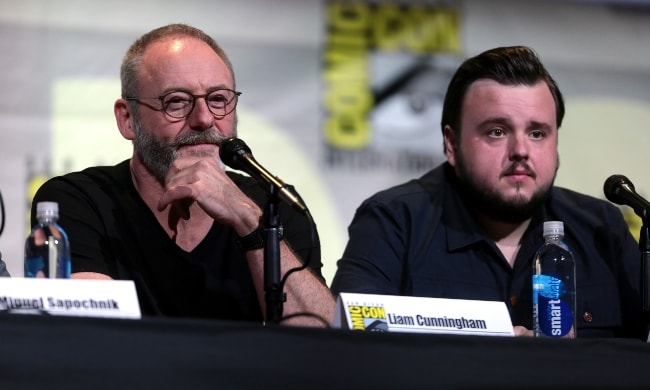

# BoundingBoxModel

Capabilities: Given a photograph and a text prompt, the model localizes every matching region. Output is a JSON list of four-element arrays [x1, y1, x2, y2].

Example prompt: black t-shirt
[[32, 160, 321, 322]]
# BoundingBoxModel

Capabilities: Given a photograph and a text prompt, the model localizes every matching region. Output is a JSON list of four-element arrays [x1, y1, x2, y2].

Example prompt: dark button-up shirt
[[331, 163, 644, 339]]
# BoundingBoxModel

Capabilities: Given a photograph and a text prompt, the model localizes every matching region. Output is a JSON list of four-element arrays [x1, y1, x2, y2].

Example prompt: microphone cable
[[0, 188, 5, 270], [0, 188, 5, 237], [281, 191, 314, 284], [277, 196, 332, 327]]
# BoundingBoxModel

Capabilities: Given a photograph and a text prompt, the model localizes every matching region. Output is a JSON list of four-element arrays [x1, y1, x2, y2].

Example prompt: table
[[1, 313, 649, 388]]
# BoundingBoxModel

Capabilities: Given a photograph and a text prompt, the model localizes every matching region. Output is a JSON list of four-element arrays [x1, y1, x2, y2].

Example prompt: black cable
[[280, 209, 316, 286], [0, 189, 6, 271], [0, 188, 5, 237], [277, 205, 334, 326], [277, 312, 331, 328]]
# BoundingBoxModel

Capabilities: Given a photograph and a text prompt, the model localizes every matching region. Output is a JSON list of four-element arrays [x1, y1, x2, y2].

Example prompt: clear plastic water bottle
[[532, 221, 576, 338], [24, 201, 71, 278]]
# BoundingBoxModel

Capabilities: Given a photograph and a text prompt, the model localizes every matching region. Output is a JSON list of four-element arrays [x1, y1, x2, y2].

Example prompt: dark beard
[[132, 117, 229, 185], [454, 153, 555, 224]]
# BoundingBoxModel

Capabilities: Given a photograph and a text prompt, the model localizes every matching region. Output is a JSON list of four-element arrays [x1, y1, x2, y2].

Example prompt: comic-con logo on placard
[[348, 304, 388, 331]]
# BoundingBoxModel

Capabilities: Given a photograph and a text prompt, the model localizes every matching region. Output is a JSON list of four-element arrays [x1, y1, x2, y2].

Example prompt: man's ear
[[443, 125, 457, 166], [114, 98, 136, 140]]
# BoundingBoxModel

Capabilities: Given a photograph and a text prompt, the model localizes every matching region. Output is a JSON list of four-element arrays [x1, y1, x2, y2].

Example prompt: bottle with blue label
[[532, 221, 576, 338], [24, 201, 71, 278]]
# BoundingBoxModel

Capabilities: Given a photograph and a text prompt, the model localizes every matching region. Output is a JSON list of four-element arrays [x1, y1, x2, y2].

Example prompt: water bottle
[[532, 221, 576, 338], [24, 201, 71, 278]]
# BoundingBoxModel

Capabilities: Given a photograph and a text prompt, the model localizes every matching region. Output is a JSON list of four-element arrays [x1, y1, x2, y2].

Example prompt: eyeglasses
[[126, 89, 241, 119]]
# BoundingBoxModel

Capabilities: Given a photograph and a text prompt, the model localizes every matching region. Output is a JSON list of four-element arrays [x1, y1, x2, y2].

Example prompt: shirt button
[[583, 311, 593, 322]]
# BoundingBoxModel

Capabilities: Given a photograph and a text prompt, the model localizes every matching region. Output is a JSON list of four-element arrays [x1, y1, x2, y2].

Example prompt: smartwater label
[[533, 274, 573, 337]]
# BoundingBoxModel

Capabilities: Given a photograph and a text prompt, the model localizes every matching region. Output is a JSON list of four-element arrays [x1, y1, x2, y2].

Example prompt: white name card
[[333, 293, 514, 337], [0, 278, 141, 319]]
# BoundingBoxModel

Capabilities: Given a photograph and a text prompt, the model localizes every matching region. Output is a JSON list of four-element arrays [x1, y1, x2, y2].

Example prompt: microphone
[[219, 137, 308, 215], [604, 174, 650, 222]]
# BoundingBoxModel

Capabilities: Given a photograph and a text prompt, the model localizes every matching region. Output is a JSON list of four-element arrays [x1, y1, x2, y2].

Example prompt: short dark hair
[[440, 46, 565, 151], [120, 23, 235, 100]]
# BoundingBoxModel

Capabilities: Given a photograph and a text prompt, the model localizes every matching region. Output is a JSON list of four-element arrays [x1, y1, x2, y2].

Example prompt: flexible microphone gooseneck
[[219, 137, 308, 215]]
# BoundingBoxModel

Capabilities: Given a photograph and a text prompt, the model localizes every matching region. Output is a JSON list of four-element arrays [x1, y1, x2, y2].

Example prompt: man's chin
[[502, 193, 532, 207], [492, 191, 549, 223], [175, 144, 217, 158]]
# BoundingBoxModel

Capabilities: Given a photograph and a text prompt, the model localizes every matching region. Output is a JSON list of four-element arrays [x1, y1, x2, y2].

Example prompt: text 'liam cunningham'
[[388, 313, 487, 330]]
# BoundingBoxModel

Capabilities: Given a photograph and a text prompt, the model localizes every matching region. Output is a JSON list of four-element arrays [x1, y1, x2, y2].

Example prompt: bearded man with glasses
[[31, 23, 334, 326]]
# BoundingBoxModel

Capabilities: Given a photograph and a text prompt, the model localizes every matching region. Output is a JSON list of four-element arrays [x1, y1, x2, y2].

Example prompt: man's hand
[[158, 156, 261, 236], [513, 326, 533, 337]]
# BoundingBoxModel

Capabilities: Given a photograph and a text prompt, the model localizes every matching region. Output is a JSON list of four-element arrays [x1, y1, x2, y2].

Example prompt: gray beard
[[132, 117, 231, 185]]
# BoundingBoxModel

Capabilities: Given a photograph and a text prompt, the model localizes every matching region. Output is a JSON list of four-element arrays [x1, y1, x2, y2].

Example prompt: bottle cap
[[543, 221, 564, 237], [36, 201, 59, 219]]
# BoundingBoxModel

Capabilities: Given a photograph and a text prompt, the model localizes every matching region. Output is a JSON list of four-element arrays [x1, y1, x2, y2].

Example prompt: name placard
[[333, 293, 514, 337], [0, 278, 141, 319]]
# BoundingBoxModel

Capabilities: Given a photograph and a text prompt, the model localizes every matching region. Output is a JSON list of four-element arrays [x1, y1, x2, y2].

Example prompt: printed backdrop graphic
[[1, 0, 649, 284], [323, 2, 460, 171]]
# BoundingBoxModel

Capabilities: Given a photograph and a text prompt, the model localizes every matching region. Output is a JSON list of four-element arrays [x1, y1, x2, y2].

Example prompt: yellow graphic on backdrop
[[323, 2, 459, 150]]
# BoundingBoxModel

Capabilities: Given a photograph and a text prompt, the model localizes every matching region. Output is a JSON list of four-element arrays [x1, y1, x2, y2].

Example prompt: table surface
[[1, 313, 649, 389]]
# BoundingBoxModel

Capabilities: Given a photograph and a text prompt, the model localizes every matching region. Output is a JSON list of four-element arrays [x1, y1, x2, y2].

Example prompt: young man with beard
[[331, 46, 645, 339], [31, 24, 334, 326]]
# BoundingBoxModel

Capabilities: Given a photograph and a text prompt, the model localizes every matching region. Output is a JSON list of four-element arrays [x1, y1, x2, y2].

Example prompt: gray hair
[[120, 23, 235, 107]]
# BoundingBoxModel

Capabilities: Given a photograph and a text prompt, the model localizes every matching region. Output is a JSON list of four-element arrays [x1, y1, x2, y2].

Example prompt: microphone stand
[[262, 184, 285, 324], [640, 223, 650, 337]]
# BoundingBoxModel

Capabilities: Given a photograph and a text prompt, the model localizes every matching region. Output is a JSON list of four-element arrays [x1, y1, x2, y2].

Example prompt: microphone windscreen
[[603, 174, 633, 205], [219, 137, 251, 170]]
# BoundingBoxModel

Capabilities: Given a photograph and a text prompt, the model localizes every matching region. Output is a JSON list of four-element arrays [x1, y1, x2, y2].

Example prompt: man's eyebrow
[[158, 84, 233, 95], [475, 117, 553, 131], [527, 120, 553, 131], [476, 116, 511, 127]]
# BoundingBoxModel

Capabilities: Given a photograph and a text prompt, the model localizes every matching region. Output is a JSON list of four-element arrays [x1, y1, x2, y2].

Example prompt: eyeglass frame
[[124, 88, 242, 119]]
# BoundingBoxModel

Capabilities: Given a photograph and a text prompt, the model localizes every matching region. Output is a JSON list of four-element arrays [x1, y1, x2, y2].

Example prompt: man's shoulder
[[365, 163, 447, 205], [365, 177, 432, 207], [550, 186, 610, 208], [549, 186, 623, 224], [38, 160, 131, 196]]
